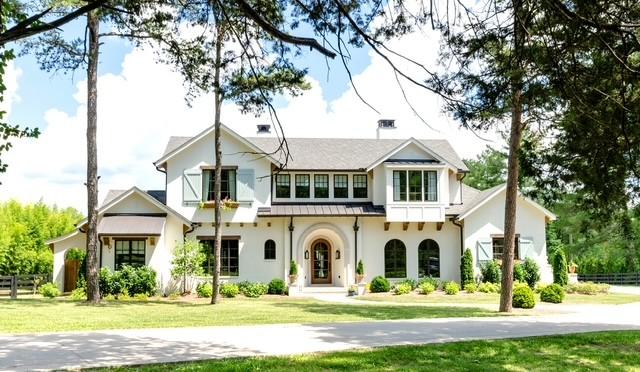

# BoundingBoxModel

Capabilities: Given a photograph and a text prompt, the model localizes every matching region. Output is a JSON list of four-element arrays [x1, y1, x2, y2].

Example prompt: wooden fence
[[0, 274, 50, 299], [578, 272, 640, 286]]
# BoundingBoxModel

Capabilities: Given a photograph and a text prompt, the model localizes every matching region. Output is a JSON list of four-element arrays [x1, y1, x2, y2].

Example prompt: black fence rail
[[578, 272, 640, 286], [0, 274, 50, 299]]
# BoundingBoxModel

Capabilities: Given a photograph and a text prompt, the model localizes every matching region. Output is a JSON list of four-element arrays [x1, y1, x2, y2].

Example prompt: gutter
[[288, 217, 294, 262], [452, 218, 464, 255]]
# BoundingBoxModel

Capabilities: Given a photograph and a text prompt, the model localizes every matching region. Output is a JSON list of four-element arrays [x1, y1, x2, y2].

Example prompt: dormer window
[[393, 170, 438, 202], [314, 175, 329, 198], [203, 169, 236, 201], [334, 175, 348, 198], [276, 174, 291, 198]]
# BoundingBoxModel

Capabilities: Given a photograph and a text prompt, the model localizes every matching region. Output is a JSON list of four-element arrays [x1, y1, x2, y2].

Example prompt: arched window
[[418, 239, 440, 278], [384, 239, 406, 278], [264, 239, 276, 260]]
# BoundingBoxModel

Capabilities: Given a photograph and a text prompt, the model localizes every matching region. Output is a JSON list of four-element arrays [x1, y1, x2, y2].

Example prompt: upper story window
[[334, 175, 348, 198], [203, 169, 236, 201], [275, 174, 290, 198], [295, 174, 310, 198], [353, 175, 367, 198], [492, 236, 520, 260], [392, 169, 438, 202], [314, 175, 329, 198]]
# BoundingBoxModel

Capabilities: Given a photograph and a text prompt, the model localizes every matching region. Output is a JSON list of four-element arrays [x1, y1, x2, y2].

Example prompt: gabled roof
[[79, 187, 191, 228], [365, 138, 462, 172], [453, 183, 556, 221], [160, 135, 469, 171], [102, 189, 166, 206], [153, 124, 281, 169]]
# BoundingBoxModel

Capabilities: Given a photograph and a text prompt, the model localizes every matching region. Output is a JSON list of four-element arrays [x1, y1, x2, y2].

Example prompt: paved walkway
[[2, 302, 640, 371]]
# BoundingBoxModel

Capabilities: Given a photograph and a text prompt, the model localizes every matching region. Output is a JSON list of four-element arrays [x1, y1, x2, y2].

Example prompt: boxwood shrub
[[219, 283, 239, 298], [241, 282, 269, 298], [512, 284, 536, 309], [444, 281, 460, 295], [540, 283, 565, 303], [478, 282, 500, 293], [268, 278, 287, 295], [481, 261, 501, 284], [370, 276, 391, 293], [393, 283, 412, 295]]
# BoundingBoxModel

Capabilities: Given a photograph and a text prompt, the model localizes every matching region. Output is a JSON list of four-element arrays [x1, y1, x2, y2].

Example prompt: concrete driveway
[[1, 302, 639, 371]]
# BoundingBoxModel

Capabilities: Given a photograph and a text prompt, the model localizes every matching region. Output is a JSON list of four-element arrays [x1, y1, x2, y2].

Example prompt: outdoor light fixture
[[149, 237, 156, 246], [103, 237, 110, 246], [305, 250, 309, 259], [336, 250, 341, 260]]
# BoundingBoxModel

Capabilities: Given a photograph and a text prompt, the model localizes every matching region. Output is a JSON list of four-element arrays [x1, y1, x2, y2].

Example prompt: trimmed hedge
[[370, 276, 391, 293], [481, 261, 501, 284], [268, 278, 287, 295], [512, 284, 536, 309], [540, 283, 565, 303]]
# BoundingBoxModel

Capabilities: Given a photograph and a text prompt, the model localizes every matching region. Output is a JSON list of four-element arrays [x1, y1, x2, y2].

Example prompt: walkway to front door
[[311, 239, 331, 284]]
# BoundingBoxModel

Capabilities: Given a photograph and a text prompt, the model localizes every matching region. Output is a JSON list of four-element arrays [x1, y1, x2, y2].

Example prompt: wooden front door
[[311, 240, 332, 284]]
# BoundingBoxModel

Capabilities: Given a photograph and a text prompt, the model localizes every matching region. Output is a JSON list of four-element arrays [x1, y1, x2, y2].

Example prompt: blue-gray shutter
[[183, 169, 202, 203], [519, 237, 534, 259], [476, 239, 492, 267], [236, 169, 255, 202]]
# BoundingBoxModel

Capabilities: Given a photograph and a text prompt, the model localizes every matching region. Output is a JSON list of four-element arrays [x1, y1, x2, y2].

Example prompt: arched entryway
[[310, 239, 332, 284]]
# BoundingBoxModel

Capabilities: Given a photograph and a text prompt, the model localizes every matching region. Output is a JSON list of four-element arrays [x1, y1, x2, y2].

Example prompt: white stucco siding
[[372, 164, 386, 205], [187, 219, 286, 284], [360, 218, 461, 283], [448, 171, 462, 204], [165, 130, 273, 223], [52, 232, 86, 291], [463, 190, 553, 283], [150, 214, 184, 290]]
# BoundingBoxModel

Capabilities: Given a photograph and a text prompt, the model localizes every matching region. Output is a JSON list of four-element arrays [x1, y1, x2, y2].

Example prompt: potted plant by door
[[289, 260, 298, 285], [348, 285, 358, 296], [356, 260, 365, 283]]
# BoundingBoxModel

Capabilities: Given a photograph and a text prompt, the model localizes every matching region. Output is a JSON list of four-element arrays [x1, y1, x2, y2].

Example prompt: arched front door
[[311, 240, 332, 284]]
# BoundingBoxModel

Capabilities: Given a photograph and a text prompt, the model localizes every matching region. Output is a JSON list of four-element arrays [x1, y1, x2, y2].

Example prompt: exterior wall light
[[336, 250, 341, 260], [304, 250, 309, 259]]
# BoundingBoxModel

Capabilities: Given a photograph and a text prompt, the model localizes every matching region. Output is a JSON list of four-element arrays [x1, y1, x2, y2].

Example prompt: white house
[[48, 120, 555, 293]]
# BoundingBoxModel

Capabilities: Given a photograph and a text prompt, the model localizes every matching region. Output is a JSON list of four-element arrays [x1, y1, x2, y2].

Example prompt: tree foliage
[[0, 200, 82, 275], [463, 147, 507, 190]]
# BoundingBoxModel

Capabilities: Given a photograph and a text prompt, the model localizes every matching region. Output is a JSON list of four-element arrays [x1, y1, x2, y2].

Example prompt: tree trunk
[[499, 0, 526, 313], [211, 27, 224, 305], [85, 9, 100, 304]]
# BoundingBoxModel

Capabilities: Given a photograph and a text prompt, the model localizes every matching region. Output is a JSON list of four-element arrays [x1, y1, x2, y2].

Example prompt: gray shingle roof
[[160, 136, 468, 171], [101, 189, 166, 207], [258, 203, 386, 217], [446, 183, 505, 216]]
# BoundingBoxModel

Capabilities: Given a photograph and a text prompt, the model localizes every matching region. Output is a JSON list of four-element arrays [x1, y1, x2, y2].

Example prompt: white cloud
[[1, 28, 501, 213]]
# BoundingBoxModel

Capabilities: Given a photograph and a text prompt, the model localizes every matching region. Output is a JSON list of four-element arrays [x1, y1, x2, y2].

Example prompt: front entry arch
[[311, 239, 332, 284]]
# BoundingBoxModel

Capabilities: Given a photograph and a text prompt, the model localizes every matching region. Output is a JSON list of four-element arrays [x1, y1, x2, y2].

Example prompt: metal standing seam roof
[[97, 216, 166, 236], [257, 204, 386, 217], [160, 136, 468, 172]]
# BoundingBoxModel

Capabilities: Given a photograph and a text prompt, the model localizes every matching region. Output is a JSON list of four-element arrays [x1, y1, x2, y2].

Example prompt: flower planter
[[288, 274, 298, 285], [356, 274, 365, 284]]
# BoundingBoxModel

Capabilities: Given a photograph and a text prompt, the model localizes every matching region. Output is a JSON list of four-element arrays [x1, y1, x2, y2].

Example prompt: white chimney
[[256, 124, 271, 135], [376, 119, 396, 139]]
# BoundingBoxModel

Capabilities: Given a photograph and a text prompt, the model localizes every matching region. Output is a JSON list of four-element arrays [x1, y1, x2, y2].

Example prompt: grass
[[358, 291, 640, 305], [95, 331, 640, 371], [0, 296, 497, 334]]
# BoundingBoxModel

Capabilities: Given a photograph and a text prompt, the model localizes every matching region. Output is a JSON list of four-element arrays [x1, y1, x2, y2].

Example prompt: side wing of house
[[459, 186, 555, 283]]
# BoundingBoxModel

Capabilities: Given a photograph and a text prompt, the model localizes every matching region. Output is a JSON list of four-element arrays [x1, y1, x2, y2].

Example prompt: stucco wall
[[52, 232, 86, 291], [463, 190, 553, 283]]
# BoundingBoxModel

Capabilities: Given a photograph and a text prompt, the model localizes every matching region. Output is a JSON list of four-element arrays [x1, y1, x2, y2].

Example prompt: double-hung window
[[275, 174, 290, 198], [115, 239, 146, 270], [295, 174, 310, 198], [492, 236, 520, 260], [334, 175, 348, 198], [353, 175, 367, 198], [200, 238, 239, 276], [203, 169, 236, 201], [424, 171, 438, 201], [314, 175, 329, 198], [408, 171, 422, 201]]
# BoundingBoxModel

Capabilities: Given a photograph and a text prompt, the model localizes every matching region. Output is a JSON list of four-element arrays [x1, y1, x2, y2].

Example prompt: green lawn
[[0, 296, 497, 334], [95, 331, 640, 371], [357, 291, 640, 305]]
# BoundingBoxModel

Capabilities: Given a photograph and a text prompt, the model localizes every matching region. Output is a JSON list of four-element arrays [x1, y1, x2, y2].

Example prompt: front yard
[[0, 296, 497, 334], [95, 331, 640, 371], [357, 291, 640, 305]]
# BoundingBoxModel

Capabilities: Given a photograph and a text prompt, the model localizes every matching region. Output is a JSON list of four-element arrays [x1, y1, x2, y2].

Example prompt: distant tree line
[[0, 200, 82, 275]]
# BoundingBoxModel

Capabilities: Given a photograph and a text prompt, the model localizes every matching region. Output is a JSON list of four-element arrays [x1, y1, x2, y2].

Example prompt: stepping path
[[1, 302, 639, 371]]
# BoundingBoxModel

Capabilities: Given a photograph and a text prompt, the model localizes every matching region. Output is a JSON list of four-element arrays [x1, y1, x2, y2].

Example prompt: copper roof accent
[[98, 216, 165, 236], [257, 203, 385, 217]]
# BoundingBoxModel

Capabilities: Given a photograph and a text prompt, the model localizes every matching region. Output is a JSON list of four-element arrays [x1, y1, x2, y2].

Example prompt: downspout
[[288, 216, 294, 262], [99, 237, 103, 269], [353, 216, 359, 281], [452, 218, 464, 255]]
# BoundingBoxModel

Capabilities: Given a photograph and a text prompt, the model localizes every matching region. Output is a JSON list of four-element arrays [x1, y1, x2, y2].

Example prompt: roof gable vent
[[256, 124, 271, 134]]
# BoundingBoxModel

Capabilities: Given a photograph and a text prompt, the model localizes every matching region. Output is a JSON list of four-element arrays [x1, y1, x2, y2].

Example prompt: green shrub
[[133, 293, 149, 301], [444, 281, 460, 295], [356, 260, 365, 275], [220, 283, 240, 298], [393, 283, 412, 295], [552, 250, 569, 286], [465, 282, 478, 293], [481, 261, 501, 284], [478, 282, 500, 293], [370, 276, 391, 293], [512, 285, 536, 309], [39, 282, 60, 298], [241, 282, 268, 298], [65, 247, 86, 261], [237, 281, 252, 293], [535, 284, 547, 293], [69, 287, 86, 301], [268, 278, 287, 295], [196, 282, 213, 298], [167, 292, 179, 300], [396, 278, 418, 290], [418, 276, 440, 290], [419, 282, 435, 295], [522, 258, 541, 288], [460, 248, 474, 288], [289, 261, 298, 276], [513, 263, 526, 283], [99, 266, 157, 297], [566, 282, 609, 295], [540, 283, 565, 303]]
